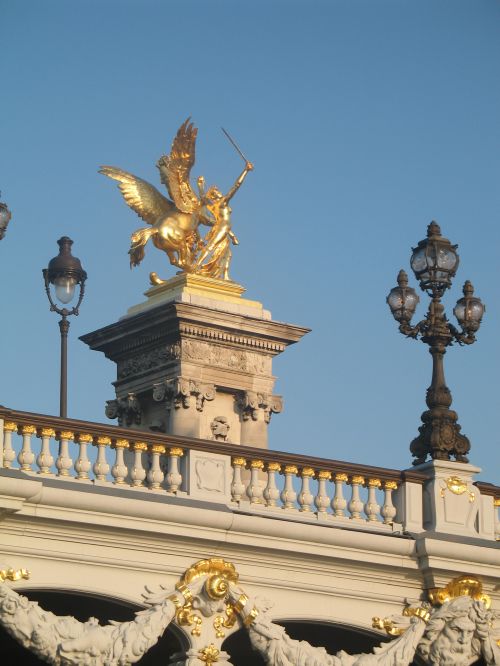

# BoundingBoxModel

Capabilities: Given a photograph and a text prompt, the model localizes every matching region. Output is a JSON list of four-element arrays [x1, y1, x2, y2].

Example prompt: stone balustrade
[[2, 407, 499, 537]]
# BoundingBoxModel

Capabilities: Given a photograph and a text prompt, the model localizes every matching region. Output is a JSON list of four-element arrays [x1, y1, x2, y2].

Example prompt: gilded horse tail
[[129, 227, 155, 268]]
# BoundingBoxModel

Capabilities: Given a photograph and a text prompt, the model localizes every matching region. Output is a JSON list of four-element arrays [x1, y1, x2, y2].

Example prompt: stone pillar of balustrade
[[80, 274, 308, 449], [394, 460, 497, 540]]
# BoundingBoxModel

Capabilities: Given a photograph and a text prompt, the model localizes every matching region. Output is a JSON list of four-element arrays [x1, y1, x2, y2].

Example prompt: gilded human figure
[[99, 119, 253, 285], [195, 162, 253, 280]]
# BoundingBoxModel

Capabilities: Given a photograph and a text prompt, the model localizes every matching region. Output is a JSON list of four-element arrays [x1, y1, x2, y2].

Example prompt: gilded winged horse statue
[[99, 118, 253, 285]]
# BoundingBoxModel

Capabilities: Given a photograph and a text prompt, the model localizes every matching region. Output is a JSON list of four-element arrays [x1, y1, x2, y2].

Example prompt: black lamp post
[[0, 193, 12, 240], [387, 222, 485, 465], [43, 237, 87, 418]]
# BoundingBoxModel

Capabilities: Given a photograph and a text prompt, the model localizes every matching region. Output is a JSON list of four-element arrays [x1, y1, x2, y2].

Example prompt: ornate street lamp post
[[387, 222, 485, 465], [43, 237, 87, 418], [0, 193, 12, 240]]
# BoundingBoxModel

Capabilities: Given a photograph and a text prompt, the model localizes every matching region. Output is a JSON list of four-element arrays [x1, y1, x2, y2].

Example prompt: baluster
[[74, 433, 92, 480], [348, 475, 365, 520], [56, 431, 74, 477], [2, 421, 17, 468], [246, 460, 264, 504], [332, 473, 348, 517], [131, 442, 147, 487], [111, 439, 129, 484], [231, 457, 246, 502], [364, 478, 381, 522], [315, 471, 331, 514], [381, 481, 398, 525], [17, 425, 36, 471], [281, 465, 298, 510], [148, 445, 165, 490], [36, 428, 55, 474], [166, 447, 183, 493], [494, 499, 500, 540], [298, 467, 315, 512], [93, 436, 111, 481], [264, 462, 281, 507]]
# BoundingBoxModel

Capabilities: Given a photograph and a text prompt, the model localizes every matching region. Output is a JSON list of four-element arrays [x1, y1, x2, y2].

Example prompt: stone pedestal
[[416, 460, 490, 538], [80, 274, 309, 448]]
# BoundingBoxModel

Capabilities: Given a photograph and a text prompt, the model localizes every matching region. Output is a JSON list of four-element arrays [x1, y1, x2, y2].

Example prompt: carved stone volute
[[237, 391, 283, 424], [105, 392, 142, 427], [153, 377, 216, 412]]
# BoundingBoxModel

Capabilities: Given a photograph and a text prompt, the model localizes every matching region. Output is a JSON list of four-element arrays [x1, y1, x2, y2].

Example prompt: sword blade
[[221, 127, 249, 163]]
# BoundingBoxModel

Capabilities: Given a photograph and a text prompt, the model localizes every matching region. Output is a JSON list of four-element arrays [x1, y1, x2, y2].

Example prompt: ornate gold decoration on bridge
[[373, 575, 491, 637], [76, 433, 93, 443], [39, 427, 56, 438], [372, 605, 430, 636], [439, 476, 475, 503], [100, 118, 253, 285], [174, 558, 239, 637], [199, 644, 220, 665], [57, 430, 74, 441], [0, 567, 30, 583], [428, 575, 491, 609]]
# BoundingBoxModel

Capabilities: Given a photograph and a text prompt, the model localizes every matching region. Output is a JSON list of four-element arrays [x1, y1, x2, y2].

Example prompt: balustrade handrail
[[2, 405, 499, 536], [0, 405, 429, 486], [7, 406, 500, 494]]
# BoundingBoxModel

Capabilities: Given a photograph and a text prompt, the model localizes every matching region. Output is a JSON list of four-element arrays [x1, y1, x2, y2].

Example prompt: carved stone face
[[418, 598, 482, 666], [211, 416, 230, 441], [429, 616, 477, 665]]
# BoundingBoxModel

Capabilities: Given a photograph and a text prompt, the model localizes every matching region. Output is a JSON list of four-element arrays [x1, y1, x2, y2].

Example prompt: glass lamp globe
[[54, 276, 77, 304], [453, 281, 485, 333], [44, 236, 87, 312], [410, 222, 459, 296], [387, 270, 420, 322]]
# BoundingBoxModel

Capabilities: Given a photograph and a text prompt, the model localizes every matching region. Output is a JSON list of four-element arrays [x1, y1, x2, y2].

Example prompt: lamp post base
[[410, 406, 470, 465]]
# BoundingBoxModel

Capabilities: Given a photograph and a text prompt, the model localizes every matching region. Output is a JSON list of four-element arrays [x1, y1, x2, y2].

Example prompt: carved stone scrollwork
[[237, 391, 283, 423], [153, 377, 216, 412], [105, 392, 142, 427], [2, 563, 500, 666]]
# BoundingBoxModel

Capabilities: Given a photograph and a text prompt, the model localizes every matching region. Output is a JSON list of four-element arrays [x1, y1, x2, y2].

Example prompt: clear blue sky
[[2, 0, 499, 478]]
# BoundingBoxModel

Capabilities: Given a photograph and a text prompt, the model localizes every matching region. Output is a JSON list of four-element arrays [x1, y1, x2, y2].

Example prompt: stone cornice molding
[[80, 302, 310, 361]]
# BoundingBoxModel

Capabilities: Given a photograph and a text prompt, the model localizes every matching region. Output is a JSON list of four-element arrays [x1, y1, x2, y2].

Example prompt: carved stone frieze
[[236, 391, 283, 423], [3, 564, 499, 666], [181, 339, 271, 376], [153, 377, 216, 412], [105, 392, 142, 427], [117, 343, 181, 379]]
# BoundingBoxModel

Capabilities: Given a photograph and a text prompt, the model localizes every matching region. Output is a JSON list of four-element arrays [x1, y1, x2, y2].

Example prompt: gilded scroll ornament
[[428, 575, 491, 609], [439, 476, 475, 503], [100, 118, 253, 284]]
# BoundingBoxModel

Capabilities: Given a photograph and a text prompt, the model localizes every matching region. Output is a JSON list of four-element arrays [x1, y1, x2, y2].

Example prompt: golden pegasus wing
[[157, 118, 201, 215], [99, 166, 175, 225]]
